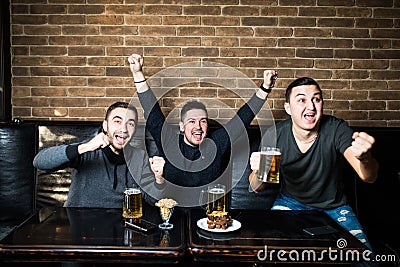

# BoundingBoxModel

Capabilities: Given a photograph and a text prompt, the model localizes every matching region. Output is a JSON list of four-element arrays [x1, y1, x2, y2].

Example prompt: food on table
[[206, 210, 233, 230], [155, 198, 177, 220]]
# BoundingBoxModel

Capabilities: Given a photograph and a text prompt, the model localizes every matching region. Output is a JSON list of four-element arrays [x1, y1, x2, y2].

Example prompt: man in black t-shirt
[[249, 77, 379, 251]]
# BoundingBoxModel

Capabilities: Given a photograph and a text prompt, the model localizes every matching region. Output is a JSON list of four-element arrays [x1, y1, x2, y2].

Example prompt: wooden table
[[1, 206, 370, 266], [188, 209, 369, 265], [0, 204, 185, 264]]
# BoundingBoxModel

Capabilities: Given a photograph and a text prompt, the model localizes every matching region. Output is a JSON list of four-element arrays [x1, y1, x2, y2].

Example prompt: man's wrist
[[133, 72, 146, 82], [260, 82, 272, 93], [155, 176, 164, 184]]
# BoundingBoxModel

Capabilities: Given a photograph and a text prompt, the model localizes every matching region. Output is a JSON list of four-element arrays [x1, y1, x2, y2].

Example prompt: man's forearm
[[132, 71, 150, 93]]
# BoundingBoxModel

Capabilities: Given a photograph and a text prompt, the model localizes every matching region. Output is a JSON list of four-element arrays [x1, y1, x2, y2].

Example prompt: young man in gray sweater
[[33, 102, 165, 208]]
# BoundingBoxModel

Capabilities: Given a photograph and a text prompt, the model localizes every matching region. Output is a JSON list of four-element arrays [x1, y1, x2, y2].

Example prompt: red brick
[[278, 58, 313, 68], [49, 98, 87, 107], [183, 6, 221, 15], [333, 70, 370, 79], [50, 57, 86, 66], [316, 38, 353, 48], [24, 25, 61, 35], [140, 26, 176, 36], [335, 49, 371, 59], [280, 17, 316, 27], [12, 15, 47, 24], [87, 15, 124, 25], [220, 48, 257, 57], [32, 87, 67, 97], [163, 16, 200, 25], [12, 87, 31, 97], [165, 37, 201, 46], [87, 36, 124, 45], [182, 47, 219, 57], [48, 15, 85, 24], [216, 27, 254, 36], [100, 26, 138, 35], [295, 28, 331, 37], [242, 17, 278, 26], [12, 36, 48, 45], [49, 36, 85, 45], [68, 46, 104, 56], [31, 67, 68, 76], [261, 7, 297, 16], [126, 36, 162, 46], [240, 37, 277, 47], [50, 77, 87, 87], [144, 47, 181, 56], [13, 77, 49, 87], [144, 5, 182, 15], [353, 60, 389, 69], [68, 87, 105, 97], [69, 67, 105, 76], [315, 59, 352, 69], [222, 6, 259, 16], [62, 25, 99, 35], [297, 48, 334, 58], [68, 5, 105, 14], [370, 90, 400, 100], [278, 38, 314, 47], [106, 5, 142, 15], [88, 77, 125, 87], [125, 16, 162, 25], [178, 26, 215, 36]]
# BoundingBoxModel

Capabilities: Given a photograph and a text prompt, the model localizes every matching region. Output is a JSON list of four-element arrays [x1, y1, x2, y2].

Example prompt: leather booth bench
[[1, 121, 399, 257]]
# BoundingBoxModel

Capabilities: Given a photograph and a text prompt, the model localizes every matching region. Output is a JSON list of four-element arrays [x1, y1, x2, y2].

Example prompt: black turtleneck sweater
[[138, 89, 265, 187]]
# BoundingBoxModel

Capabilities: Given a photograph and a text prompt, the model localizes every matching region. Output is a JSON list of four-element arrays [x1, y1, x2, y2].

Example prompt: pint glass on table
[[206, 184, 226, 215], [257, 147, 281, 183], [123, 188, 142, 218]]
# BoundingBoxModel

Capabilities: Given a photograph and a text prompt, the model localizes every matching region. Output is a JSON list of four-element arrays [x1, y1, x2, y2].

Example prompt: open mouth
[[304, 113, 316, 122], [115, 134, 128, 145], [192, 131, 203, 142]]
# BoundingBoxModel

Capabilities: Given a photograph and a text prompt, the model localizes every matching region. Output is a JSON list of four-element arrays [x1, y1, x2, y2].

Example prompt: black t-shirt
[[274, 115, 353, 209]]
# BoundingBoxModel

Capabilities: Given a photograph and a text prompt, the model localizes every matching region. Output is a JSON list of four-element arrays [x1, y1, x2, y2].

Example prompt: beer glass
[[257, 147, 281, 183], [205, 184, 226, 215], [122, 188, 143, 219]]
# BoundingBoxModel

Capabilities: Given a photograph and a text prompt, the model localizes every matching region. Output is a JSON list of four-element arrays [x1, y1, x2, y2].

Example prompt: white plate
[[197, 218, 241, 233]]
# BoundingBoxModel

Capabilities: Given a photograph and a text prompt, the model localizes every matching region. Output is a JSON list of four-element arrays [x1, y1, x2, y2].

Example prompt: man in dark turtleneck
[[128, 53, 277, 188], [33, 102, 165, 208]]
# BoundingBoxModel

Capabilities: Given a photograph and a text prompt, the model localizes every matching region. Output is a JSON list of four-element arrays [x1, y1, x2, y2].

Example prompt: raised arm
[[33, 132, 109, 171], [128, 54, 168, 155], [128, 54, 150, 94], [343, 132, 379, 183], [221, 70, 277, 146]]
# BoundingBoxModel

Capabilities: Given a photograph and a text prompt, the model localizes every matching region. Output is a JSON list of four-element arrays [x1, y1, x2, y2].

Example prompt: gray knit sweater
[[33, 144, 165, 208]]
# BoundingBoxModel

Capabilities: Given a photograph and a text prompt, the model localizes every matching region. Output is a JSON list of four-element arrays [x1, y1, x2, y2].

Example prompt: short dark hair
[[105, 102, 138, 122], [285, 77, 322, 103], [180, 100, 208, 122]]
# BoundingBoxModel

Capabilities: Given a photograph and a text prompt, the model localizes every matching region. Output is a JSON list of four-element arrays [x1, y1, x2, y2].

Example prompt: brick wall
[[9, 0, 400, 127]]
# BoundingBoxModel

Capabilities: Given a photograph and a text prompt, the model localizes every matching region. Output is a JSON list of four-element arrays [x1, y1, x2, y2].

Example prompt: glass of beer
[[257, 147, 281, 183], [206, 184, 226, 216], [123, 188, 142, 219]]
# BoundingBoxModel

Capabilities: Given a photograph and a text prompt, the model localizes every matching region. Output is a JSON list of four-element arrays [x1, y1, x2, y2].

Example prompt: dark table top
[[0, 203, 185, 264], [188, 209, 369, 264], [1, 205, 369, 265]]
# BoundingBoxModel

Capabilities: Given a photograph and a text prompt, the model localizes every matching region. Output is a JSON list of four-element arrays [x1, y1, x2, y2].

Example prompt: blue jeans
[[272, 193, 372, 251]]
